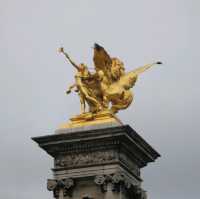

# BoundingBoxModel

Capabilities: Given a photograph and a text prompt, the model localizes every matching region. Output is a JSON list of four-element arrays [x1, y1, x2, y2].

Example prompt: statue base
[[58, 110, 123, 131], [32, 124, 160, 199]]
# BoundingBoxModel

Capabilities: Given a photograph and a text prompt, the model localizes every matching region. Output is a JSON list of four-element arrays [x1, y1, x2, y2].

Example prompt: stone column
[[94, 173, 131, 199], [32, 125, 160, 199]]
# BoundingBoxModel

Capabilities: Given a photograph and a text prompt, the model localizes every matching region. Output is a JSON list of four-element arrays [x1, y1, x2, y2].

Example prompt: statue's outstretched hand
[[58, 47, 64, 53], [58, 47, 71, 60]]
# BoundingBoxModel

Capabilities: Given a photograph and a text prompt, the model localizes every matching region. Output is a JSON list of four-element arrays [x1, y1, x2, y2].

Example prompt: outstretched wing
[[93, 43, 112, 72], [127, 61, 162, 76]]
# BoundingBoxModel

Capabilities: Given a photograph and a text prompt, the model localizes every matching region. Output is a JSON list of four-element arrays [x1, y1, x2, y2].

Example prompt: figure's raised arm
[[66, 83, 77, 94], [58, 47, 80, 71]]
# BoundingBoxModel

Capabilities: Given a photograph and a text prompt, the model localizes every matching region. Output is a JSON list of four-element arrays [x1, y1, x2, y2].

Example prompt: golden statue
[[58, 44, 162, 128]]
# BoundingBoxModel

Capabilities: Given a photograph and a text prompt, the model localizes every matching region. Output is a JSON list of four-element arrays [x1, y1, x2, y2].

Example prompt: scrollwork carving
[[94, 175, 106, 185], [94, 172, 132, 193], [47, 178, 74, 198]]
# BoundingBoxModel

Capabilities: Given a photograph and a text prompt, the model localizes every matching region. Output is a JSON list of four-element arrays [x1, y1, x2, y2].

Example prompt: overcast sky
[[1, 0, 200, 198]]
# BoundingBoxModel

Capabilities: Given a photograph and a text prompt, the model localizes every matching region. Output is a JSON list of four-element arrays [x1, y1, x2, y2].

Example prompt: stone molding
[[49, 139, 120, 156]]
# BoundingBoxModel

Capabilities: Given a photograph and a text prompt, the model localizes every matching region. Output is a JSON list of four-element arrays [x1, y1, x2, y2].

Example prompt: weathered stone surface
[[55, 150, 116, 169], [56, 121, 121, 134], [32, 125, 160, 199]]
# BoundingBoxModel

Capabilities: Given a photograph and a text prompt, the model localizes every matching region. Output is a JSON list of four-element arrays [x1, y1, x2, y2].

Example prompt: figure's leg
[[79, 93, 86, 114], [102, 96, 109, 109], [80, 87, 102, 112]]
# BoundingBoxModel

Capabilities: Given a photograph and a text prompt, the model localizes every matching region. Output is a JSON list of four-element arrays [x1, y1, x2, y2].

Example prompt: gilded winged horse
[[59, 44, 162, 114]]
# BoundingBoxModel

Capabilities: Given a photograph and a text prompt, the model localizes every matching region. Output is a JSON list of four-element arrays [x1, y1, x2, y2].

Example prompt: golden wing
[[93, 43, 112, 72], [127, 61, 162, 77]]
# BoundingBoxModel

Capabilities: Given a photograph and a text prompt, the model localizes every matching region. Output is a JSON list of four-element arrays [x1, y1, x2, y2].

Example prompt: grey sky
[[0, 0, 200, 198]]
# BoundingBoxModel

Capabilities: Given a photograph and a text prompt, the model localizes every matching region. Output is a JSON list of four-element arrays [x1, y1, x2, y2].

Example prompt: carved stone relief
[[55, 150, 116, 168]]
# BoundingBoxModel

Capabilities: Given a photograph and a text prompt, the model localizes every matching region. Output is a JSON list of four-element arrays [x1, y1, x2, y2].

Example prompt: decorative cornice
[[32, 125, 160, 168], [48, 139, 119, 155]]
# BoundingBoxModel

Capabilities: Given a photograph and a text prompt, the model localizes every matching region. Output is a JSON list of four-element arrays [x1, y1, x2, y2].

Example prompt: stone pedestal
[[32, 125, 160, 199]]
